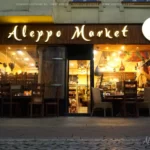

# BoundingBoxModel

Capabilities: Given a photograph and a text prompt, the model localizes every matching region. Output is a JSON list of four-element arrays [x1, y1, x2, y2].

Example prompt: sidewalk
[[0, 117, 150, 149]]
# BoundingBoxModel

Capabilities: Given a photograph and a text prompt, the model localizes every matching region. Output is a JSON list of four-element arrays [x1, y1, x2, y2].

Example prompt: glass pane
[[68, 60, 90, 114]]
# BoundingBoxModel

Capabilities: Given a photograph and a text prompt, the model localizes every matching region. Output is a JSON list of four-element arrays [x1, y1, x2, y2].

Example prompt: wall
[[0, 0, 53, 16], [53, 0, 150, 23], [0, 0, 149, 23]]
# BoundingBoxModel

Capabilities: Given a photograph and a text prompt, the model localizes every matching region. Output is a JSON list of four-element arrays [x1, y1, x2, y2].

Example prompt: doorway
[[68, 60, 90, 114]]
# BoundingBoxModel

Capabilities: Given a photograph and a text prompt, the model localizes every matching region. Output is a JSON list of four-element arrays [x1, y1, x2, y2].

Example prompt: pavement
[[0, 117, 150, 149]]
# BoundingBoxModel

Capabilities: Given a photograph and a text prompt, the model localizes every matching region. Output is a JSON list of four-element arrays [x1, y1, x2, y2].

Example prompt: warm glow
[[107, 56, 110, 61], [30, 63, 35, 67], [112, 52, 116, 57], [8, 47, 11, 49], [18, 70, 22, 74], [101, 67, 106, 72], [106, 47, 109, 50], [24, 47, 26, 49], [17, 50, 24, 55], [115, 57, 120, 62], [93, 50, 98, 55], [121, 46, 125, 50], [24, 58, 29, 61], [118, 51, 122, 54], [12, 52, 16, 56], [70, 63, 74, 67]]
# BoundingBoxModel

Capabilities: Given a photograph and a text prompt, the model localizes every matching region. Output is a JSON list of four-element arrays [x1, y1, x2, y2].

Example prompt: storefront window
[[93, 44, 150, 94]]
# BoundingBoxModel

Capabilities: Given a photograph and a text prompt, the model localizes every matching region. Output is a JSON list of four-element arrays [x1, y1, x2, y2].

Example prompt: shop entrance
[[68, 60, 90, 114], [66, 44, 93, 115]]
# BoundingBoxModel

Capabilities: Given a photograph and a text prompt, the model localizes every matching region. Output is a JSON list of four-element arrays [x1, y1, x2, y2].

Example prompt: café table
[[103, 93, 144, 117]]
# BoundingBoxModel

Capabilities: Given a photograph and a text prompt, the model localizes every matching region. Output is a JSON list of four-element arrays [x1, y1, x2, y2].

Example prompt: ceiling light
[[93, 50, 98, 55], [106, 47, 109, 50], [12, 52, 16, 56], [24, 58, 29, 61], [118, 51, 122, 54], [30, 63, 35, 67], [24, 47, 26, 49], [70, 63, 74, 66], [8, 47, 11, 49], [17, 50, 24, 55], [112, 53, 116, 57], [136, 47, 139, 49], [121, 46, 125, 50]]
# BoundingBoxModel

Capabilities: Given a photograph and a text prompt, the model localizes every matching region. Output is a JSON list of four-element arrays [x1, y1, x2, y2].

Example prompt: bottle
[[119, 61, 125, 71]]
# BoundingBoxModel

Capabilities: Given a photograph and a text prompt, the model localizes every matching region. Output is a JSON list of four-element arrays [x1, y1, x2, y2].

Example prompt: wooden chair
[[0, 83, 20, 117], [91, 87, 113, 117], [122, 81, 139, 117], [45, 85, 61, 117], [28, 83, 45, 117], [137, 87, 150, 116]]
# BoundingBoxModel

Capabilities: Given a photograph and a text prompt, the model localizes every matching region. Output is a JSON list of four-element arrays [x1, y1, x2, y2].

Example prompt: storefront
[[0, 20, 149, 116]]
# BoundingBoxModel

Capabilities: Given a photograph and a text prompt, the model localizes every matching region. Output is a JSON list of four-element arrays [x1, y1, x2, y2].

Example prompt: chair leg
[[45, 104, 48, 116], [104, 108, 106, 117], [91, 108, 94, 116], [30, 104, 32, 117], [135, 104, 139, 117], [149, 108, 150, 116], [10, 104, 12, 117], [123, 103, 127, 117], [57, 104, 59, 117], [1, 102, 3, 117], [111, 108, 113, 117], [41, 104, 44, 117]]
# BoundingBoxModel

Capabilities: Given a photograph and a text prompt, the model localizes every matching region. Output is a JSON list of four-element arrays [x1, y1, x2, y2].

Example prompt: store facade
[[0, 22, 149, 116]]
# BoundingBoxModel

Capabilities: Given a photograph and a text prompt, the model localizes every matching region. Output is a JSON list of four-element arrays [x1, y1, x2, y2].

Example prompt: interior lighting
[[30, 63, 35, 67], [107, 56, 110, 61], [115, 57, 120, 62], [93, 50, 98, 55], [17, 50, 24, 55], [8, 47, 11, 49], [24, 58, 29, 61], [70, 63, 74, 67], [118, 51, 122, 54], [12, 52, 16, 56], [121, 46, 125, 50], [112, 52, 116, 57]]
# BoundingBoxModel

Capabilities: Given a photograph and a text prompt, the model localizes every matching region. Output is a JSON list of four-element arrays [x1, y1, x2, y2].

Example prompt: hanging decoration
[[9, 63, 15, 71], [119, 61, 125, 71]]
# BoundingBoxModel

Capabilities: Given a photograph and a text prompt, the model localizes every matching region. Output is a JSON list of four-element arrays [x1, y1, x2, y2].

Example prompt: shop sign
[[7, 25, 128, 43], [142, 18, 150, 41]]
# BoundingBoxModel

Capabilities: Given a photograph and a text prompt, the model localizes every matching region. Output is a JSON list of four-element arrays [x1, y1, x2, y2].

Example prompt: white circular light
[[142, 18, 150, 41], [93, 50, 97, 55]]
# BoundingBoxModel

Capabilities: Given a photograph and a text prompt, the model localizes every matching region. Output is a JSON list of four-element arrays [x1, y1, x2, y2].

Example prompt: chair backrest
[[144, 87, 150, 101], [92, 87, 102, 105], [124, 81, 137, 100], [31, 83, 45, 103], [0, 83, 11, 99]]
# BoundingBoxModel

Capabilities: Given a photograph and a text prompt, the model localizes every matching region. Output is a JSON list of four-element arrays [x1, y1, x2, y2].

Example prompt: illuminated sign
[[142, 18, 150, 41], [8, 25, 128, 43]]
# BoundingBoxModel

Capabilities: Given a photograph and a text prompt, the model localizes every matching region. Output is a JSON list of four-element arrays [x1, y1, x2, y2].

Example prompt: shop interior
[[93, 44, 150, 96], [1, 44, 150, 115], [68, 44, 150, 114]]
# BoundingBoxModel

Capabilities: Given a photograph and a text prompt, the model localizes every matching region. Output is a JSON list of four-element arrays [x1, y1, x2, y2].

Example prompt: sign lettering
[[7, 25, 129, 43]]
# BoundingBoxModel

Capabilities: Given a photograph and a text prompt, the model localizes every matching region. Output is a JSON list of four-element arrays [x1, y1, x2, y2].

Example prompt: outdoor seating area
[[91, 80, 150, 117], [0, 82, 61, 118]]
